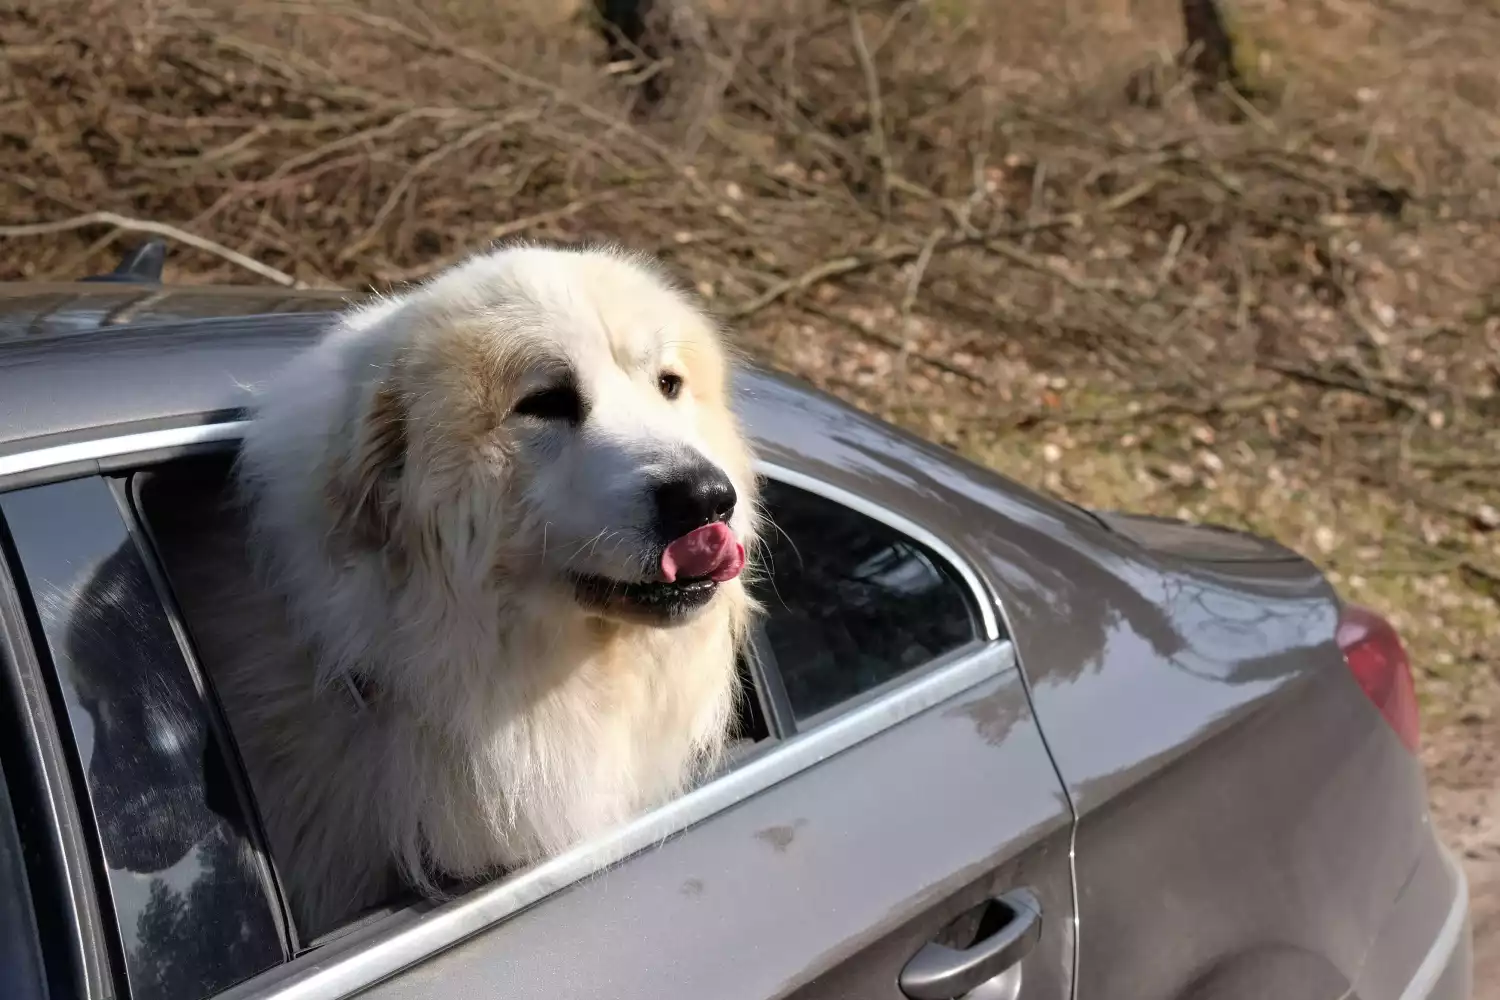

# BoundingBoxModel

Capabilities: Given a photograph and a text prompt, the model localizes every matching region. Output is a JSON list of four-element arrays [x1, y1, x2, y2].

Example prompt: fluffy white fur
[[184, 245, 759, 936]]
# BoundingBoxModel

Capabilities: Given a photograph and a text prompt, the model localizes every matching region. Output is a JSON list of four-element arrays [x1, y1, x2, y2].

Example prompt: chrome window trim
[[0, 420, 1013, 1000], [0, 422, 251, 481], [0, 551, 114, 1000], [116, 476, 300, 957]]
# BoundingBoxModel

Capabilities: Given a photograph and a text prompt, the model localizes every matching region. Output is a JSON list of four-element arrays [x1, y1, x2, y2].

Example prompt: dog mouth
[[568, 572, 722, 622], [568, 523, 745, 624]]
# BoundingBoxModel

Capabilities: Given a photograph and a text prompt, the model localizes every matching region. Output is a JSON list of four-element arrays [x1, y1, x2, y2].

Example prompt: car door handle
[[898, 888, 1043, 1000]]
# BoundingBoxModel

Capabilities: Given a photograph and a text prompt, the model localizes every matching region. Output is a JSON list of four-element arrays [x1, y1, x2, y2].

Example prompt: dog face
[[331, 246, 758, 627]]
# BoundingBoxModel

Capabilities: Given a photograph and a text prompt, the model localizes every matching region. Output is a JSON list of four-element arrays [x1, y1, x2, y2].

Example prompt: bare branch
[[0, 212, 304, 287]]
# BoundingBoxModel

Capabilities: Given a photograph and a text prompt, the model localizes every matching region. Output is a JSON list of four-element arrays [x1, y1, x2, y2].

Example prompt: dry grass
[[2, 0, 1497, 734]]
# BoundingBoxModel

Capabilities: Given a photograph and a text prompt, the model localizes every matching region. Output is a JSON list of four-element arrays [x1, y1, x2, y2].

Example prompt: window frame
[[0, 535, 116, 1000], [0, 421, 1011, 1000], [117, 473, 303, 956], [0, 500, 118, 1000], [748, 467, 994, 728]]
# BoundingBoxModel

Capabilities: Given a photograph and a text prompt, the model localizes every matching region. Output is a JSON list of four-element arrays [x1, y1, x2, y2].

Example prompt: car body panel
[[344, 661, 1073, 1000], [0, 283, 349, 343], [1356, 834, 1473, 1000], [0, 282, 1472, 1000], [727, 358, 1459, 996], [1087, 510, 1307, 563]]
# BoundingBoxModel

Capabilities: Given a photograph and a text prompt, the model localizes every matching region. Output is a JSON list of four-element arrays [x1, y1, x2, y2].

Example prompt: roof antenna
[[81, 239, 168, 284]]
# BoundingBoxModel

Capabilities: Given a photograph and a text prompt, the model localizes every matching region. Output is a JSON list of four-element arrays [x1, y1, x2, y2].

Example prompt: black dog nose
[[653, 464, 737, 541]]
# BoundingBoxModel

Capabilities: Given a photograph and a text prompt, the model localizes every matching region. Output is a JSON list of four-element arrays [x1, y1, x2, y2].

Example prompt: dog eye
[[514, 384, 583, 423], [658, 371, 684, 400]]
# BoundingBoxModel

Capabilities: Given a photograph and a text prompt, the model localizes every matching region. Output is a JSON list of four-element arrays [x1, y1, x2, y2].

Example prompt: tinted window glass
[[0, 764, 47, 1000], [0, 477, 285, 1000], [753, 479, 981, 720]]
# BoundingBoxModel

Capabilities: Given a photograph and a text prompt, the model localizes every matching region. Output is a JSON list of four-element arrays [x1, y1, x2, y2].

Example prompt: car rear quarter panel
[[976, 540, 1435, 998], [739, 375, 1436, 997]]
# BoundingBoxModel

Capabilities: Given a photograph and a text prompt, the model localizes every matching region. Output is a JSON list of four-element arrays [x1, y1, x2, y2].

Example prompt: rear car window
[[751, 479, 982, 721], [0, 477, 287, 1000]]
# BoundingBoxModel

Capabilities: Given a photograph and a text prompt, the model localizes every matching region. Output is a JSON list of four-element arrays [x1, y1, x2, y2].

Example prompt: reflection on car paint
[[943, 682, 1023, 749], [740, 373, 1345, 808], [0, 477, 284, 1000]]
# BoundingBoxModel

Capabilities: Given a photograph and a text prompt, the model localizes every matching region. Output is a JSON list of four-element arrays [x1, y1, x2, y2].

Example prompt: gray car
[[0, 264, 1472, 1000]]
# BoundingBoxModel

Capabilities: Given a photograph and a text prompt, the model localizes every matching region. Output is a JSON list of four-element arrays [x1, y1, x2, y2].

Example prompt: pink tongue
[[661, 522, 745, 584]]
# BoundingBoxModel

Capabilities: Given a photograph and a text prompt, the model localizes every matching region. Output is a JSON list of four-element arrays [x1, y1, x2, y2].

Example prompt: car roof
[[0, 281, 799, 451], [0, 281, 1098, 555], [0, 282, 351, 342]]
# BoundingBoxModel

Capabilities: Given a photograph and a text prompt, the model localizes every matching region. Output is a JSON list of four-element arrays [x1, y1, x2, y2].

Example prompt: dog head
[[318, 245, 759, 628]]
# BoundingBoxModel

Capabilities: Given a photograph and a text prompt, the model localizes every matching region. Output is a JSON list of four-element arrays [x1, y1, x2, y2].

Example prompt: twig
[[681, 15, 749, 162], [1260, 359, 1423, 413], [1157, 223, 1188, 286], [969, 388, 1273, 429], [338, 113, 536, 265], [138, 124, 273, 171], [1218, 80, 1277, 134], [1344, 297, 1397, 378], [280, 2, 697, 187], [848, 8, 892, 217], [729, 209, 1145, 322], [0, 212, 302, 287], [728, 252, 881, 319], [383, 200, 597, 283], [268, 108, 473, 182], [1026, 160, 1048, 228], [1395, 537, 1500, 603], [799, 302, 988, 386], [869, 0, 920, 55], [1411, 455, 1500, 473], [1098, 177, 1160, 214], [729, 230, 986, 320], [981, 236, 1121, 295], [2, 174, 89, 216], [900, 226, 945, 315]]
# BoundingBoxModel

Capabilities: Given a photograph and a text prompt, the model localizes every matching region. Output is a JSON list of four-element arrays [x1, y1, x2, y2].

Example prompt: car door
[[0, 450, 1076, 1000], [283, 470, 1077, 1000]]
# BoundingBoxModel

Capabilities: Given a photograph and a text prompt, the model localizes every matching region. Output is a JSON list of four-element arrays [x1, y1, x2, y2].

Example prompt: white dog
[[169, 245, 760, 937]]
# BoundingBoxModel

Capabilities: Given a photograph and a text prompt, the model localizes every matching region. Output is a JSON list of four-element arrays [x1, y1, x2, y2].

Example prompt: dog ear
[[328, 377, 407, 551]]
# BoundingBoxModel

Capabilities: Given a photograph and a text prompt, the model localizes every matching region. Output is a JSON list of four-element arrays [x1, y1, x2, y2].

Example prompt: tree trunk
[[1180, 0, 1240, 91]]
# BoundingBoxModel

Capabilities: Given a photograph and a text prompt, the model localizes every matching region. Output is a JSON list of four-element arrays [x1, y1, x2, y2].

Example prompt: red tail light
[[1336, 603, 1420, 753]]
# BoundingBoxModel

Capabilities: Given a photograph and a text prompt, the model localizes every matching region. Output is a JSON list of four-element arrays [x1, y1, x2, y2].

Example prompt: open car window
[[0, 449, 996, 976], [132, 455, 987, 742], [748, 477, 984, 723]]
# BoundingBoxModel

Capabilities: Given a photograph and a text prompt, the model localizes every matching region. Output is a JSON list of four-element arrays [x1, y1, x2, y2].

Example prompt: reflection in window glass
[[0, 478, 284, 1000], [752, 480, 980, 720]]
